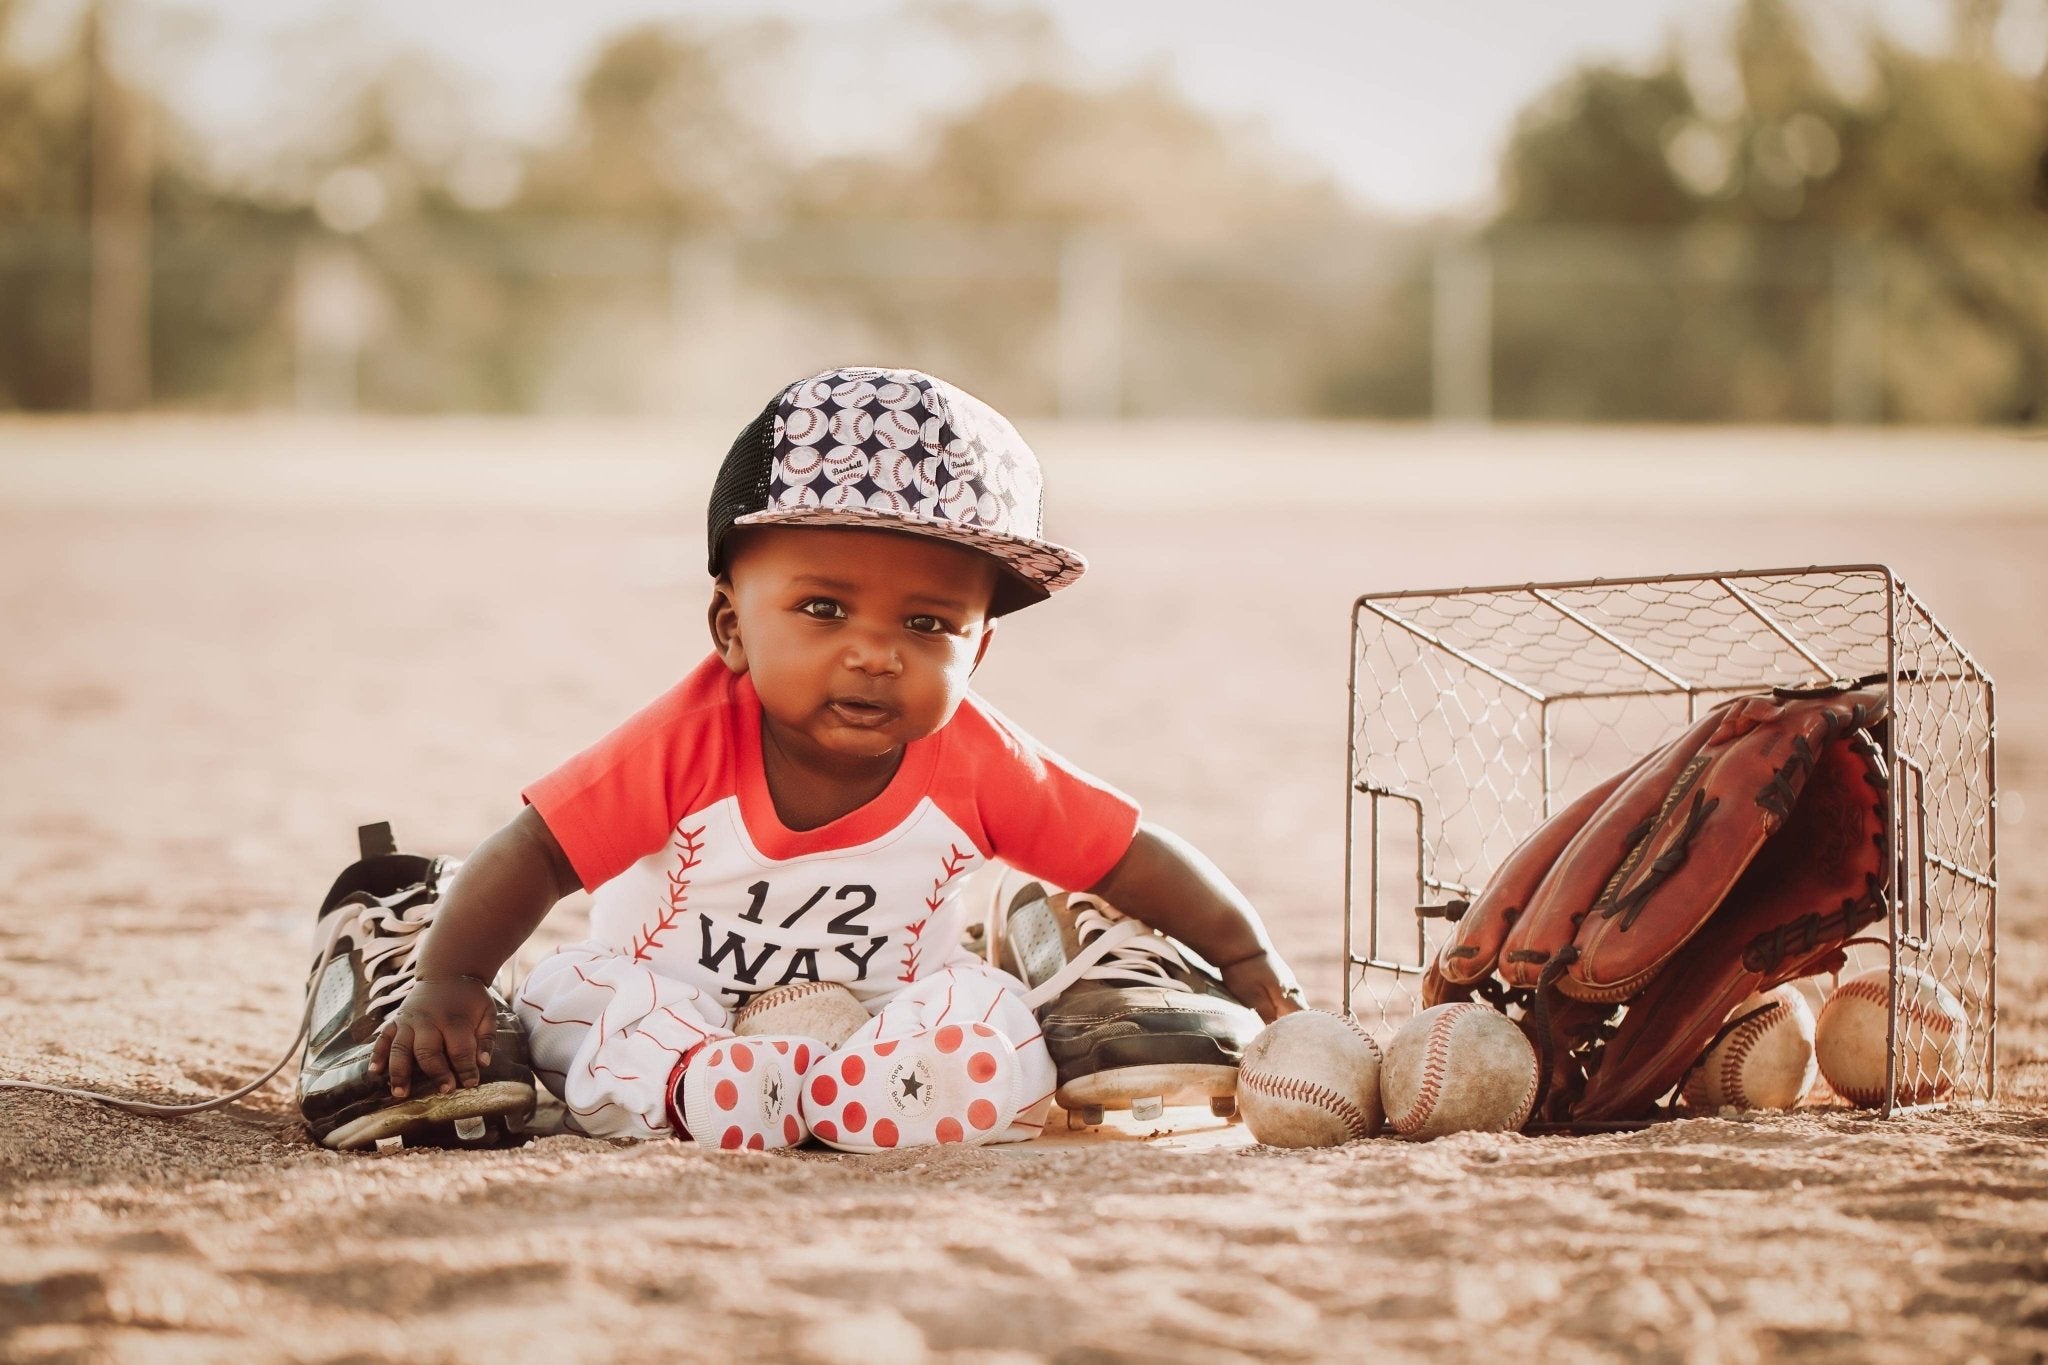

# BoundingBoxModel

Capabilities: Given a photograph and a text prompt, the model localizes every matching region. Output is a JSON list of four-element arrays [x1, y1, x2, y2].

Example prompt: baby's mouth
[[828, 697, 897, 729]]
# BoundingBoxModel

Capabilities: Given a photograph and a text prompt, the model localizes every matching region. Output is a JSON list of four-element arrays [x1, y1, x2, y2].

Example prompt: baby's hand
[[1220, 952, 1308, 1024], [371, 978, 498, 1099]]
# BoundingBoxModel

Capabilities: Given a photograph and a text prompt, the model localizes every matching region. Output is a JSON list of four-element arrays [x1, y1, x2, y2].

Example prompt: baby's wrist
[[414, 972, 495, 991]]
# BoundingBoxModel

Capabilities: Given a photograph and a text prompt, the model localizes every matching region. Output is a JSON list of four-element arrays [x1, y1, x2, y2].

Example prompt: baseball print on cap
[[709, 367, 1086, 613]]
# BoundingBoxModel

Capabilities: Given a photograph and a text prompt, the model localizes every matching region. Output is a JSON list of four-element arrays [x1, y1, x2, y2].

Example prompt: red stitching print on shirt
[[904, 844, 973, 982], [631, 825, 706, 963]]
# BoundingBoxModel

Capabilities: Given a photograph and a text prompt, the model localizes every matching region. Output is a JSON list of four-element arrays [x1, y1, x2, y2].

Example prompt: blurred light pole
[[87, 0, 153, 411]]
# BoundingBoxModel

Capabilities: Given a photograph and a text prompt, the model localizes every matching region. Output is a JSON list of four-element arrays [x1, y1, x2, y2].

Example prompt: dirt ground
[[2, 421, 2046, 1364]]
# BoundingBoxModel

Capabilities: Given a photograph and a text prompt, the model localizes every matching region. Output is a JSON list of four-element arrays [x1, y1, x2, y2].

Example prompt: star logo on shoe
[[763, 1073, 784, 1120], [885, 1057, 936, 1117]]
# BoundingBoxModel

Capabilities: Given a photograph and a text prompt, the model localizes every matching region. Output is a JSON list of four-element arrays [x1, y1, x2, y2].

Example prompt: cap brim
[[729, 506, 1086, 612]]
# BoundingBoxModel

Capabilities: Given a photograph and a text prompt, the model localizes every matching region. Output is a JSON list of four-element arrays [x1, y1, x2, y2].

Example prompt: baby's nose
[[842, 629, 902, 676]]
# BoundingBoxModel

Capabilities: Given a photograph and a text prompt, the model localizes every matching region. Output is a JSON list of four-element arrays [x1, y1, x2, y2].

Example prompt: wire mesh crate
[[1343, 565, 1995, 1118]]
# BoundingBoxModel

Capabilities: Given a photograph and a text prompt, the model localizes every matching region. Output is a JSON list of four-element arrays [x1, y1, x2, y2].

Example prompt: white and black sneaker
[[297, 823, 536, 1151], [974, 866, 1262, 1127]]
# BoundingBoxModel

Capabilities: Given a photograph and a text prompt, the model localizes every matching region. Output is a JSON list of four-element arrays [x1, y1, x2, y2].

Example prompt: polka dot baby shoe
[[668, 1036, 819, 1151], [802, 1024, 1021, 1152]]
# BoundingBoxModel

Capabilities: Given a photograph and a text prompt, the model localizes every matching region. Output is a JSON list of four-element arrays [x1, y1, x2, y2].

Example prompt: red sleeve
[[941, 696, 1141, 892], [522, 655, 733, 891]]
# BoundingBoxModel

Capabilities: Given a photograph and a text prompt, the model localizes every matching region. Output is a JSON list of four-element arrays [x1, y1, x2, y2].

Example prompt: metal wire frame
[[1342, 563, 1997, 1121]]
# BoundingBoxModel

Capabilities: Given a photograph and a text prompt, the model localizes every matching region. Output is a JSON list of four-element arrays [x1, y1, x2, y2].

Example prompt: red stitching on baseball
[[1826, 976, 1961, 1106], [1239, 1068, 1374, 1142], [1713, 1004, 1780, 1107], [1392, 1003, 1481, 1133]]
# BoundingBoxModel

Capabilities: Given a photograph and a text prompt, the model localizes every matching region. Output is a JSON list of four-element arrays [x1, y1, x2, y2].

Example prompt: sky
[[52, 0, 1989, 216]]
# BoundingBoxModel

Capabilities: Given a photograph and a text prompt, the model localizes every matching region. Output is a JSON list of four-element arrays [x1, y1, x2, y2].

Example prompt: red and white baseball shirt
[[524, 654, 1139, 1013]]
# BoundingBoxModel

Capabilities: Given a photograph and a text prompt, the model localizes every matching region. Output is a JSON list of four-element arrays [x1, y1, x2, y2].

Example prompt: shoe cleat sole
[[804, 1024, 1021, 1153], [1054, 1063, 1240, 1116], [323, 1079, 537, 1152]]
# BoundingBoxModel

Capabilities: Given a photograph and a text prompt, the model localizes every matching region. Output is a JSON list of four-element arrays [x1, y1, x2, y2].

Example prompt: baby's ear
[[708, 581, 747, 674], [970, 617, 997, 675]]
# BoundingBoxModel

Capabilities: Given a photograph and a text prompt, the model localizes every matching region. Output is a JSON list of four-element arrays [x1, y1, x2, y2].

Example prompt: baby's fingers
[[441, 1028, 481, 1091], [475, 1011, 497, 1072], [411, 1029, 458, 1095], [385, 1022, 416, 1098]]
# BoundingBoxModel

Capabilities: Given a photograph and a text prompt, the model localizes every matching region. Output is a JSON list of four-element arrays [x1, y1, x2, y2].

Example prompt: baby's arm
[[1087, 823, 1305, 1022], [369, 806, 580, 1099]]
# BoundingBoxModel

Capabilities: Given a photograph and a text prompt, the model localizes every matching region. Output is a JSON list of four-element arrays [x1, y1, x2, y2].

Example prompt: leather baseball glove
[[1421, 683, 1891, 1124]]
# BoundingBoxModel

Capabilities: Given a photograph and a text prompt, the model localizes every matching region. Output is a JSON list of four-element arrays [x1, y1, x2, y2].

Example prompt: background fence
[[4, 220, 2044, 425]]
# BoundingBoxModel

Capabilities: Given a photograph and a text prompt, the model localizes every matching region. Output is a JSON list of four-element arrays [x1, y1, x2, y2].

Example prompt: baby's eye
[[799, 598, 846, 620], [906, 615, 953, 636]]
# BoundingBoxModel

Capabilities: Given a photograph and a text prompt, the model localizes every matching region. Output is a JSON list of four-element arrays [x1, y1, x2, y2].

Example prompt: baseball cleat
[[975, 870, 1262, 1127], [298, 823, 536, 1151], [669, 1036, 818, 1151], [802, 1024, 1022, 1152]]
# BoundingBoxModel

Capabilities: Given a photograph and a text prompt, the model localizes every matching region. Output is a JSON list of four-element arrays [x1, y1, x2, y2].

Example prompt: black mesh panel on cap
[[706, 391, 782, 575]]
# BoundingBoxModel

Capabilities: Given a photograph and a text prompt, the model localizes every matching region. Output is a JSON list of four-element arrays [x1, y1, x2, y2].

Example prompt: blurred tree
[[1494, 0, 2048, 422], [785, 69, 1422, 416], [519, 20, 791, 227], [0, 0, 92, 408]]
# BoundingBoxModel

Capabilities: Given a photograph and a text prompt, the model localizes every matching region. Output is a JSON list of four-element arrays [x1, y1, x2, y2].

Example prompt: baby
[[297, 367, 1302, 1152]]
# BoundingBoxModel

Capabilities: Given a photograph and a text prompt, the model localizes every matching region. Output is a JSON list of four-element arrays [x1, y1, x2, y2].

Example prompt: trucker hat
[[706, 366, 1086, 616]]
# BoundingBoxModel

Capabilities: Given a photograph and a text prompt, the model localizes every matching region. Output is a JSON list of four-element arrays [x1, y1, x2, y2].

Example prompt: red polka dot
[[706, 1048, 724, 1068], [814, 1119, 838, 1143], [794, 1045, 811, 1072], [934, 1025, 963, 1053], [841, 1056, 866, 1085], [967, 1052, 998, 1083], [843, 1102, 867, 1134], [720, 1127, 743, 1150], [968, 1099, 998, 1131], [747, 1133, 765, 1151], [772, 1041, 788, 1054], [936, 1118, 964, 1144], [811, 1075, 838, 1105], [873, 1119, 899, 1148], [784, 1115, 801, 1145], [971, 1023, 995, 1038], [714, 1079, 739, 1110], [872, 1041, 897, 1058], [731, 1046, 755, 1073]]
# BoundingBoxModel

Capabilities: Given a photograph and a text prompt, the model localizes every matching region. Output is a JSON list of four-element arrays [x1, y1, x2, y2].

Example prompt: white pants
[[515, 942, 1056, 1143]]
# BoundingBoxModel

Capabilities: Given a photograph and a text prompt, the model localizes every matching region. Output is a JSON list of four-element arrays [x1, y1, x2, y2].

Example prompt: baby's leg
[[813, 961, 1056, 1147], [516, 942, 727, 1140], [517, 942, 825, 1148]]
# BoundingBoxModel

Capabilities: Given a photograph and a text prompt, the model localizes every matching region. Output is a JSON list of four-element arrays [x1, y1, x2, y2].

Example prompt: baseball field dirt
[[3, 421, 2045, 1363]]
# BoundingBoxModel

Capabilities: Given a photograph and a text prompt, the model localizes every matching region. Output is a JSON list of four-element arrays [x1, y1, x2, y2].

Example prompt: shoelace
[[1019, 895, 1204, 1010], [0, 894, 417, 1118]]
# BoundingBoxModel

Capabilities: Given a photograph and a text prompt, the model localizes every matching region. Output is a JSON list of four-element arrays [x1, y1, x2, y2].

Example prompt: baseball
[[1679, 986, 1816, 1112], [733, 981, 870, 1049], [870, 450, 915, 491], [872, 409, 922, 451], [826, 406, 874, 447], [1380, 1002, 1539, 1139], [783, 406, 828, 445], [1814, 966, 1967, 1108], [1236, 1010, 1383, 1148], [874, 380, 921, 410], [822, 445, 869, 485]]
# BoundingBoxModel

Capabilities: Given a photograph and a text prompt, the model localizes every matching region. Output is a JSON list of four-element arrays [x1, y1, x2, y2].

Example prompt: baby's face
[[715, 527, 1000, 767]]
